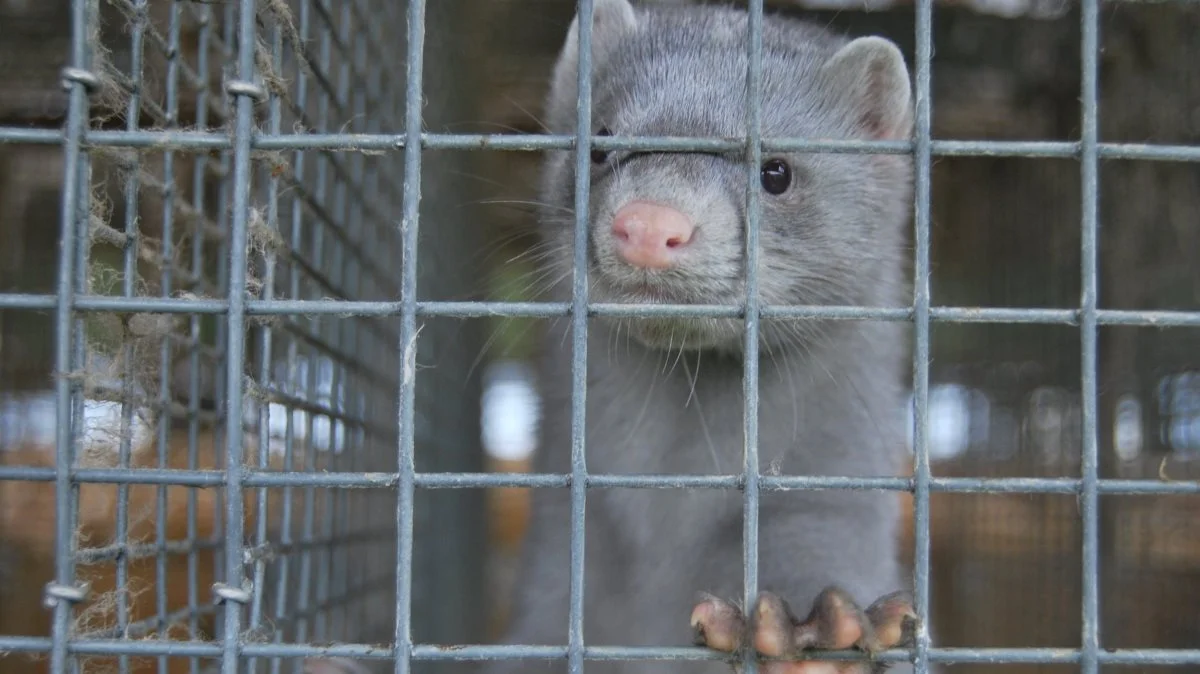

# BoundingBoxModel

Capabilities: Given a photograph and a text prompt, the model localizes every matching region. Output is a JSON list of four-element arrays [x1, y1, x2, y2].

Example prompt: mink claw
[[791, 586, 875, 653], [751, 591, 805, 657], [691, 587, 919, 674], [691, 593, 747, 653], [864, 590, 919, 652]]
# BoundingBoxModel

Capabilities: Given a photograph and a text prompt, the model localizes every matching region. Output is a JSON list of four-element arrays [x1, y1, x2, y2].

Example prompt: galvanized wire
[[2, 464, 1199, 494], [568, 3, 595, 674], [46, 0, 93, 672], [4, 0, 1200, 672], [911, 0, 935, 670], [6, 294, 1200, 328], [2, 636, 1200, 667], [4, 126, 1200, 162], [741, 4, 765, 674], [1078, 1, 1102, 672], [393, 0, 426, 670]]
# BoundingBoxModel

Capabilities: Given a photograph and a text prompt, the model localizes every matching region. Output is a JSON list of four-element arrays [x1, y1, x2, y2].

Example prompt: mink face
[[486, 5, 921, 672], [536, 5, 914, 354]]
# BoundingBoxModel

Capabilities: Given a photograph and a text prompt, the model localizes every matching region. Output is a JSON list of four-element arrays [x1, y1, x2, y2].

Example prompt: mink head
[[536, 0, 915, 354]]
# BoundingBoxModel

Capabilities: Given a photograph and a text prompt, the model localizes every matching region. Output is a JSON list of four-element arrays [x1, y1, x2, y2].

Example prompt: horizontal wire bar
[[3, 127, 1200, 162], [75, 538, 222, 564], [0, 637, 1197, 666], [79, 602, 221, 642], [73, 525, 388, 565], [1, 466, 1195, 494], [2, 294, 1199, 326], [74, 570, 395, 642]]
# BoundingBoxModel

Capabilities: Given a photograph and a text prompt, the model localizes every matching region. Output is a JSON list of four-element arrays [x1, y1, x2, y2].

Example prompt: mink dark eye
[[760, 158, 792, 195], [591, 127, 611, 164]]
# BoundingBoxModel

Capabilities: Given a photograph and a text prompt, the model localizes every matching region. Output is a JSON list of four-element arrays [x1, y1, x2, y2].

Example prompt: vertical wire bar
[[71, 108, 92, 674], [302, 351, 321, 647], [309, 361, 328, 642], [219, 0, 262, 669], [155, 3, 183, 670], [911, 0, 935, 672], [312, 0, 341, 642], [331, 0, 362, 636], [274, 1, 316, 662], [391, 0, 429, 628], [342, 0, 373, 636], [1078, 0, 1101, 672], [248, 15, 287, 674], [350, 0, 390, 301], [70, 7, 101, 622], [569, 1, 595, 673], [377, 0, 404, 639], [321, 3, 354, 637], [281, 2, 315, 664], [114, 2, 151, 671], [394, 0, 427, 671], [741, 5, 764, 674], [211, 0, 237, 625], [186, 7, 216, 673], [301, 1, 334, 646], [161, 0, 187, 574], [50, 1, 93, 672]]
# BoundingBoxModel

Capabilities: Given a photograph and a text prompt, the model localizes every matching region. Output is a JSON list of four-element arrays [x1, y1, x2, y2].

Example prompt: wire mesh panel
[[440, 1, 1200, 673], [0, 1, 1198, 674], [0, 0, 484, 672]]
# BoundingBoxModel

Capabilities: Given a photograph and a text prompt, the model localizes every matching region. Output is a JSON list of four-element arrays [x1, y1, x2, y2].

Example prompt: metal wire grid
[[0, 0, 416, 669], [0, 0, 1198, 673], [247, 0, 408, 659]]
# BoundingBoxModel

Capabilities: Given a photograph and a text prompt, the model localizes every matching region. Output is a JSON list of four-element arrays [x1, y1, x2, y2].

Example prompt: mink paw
[[690, 586, 917, 674]]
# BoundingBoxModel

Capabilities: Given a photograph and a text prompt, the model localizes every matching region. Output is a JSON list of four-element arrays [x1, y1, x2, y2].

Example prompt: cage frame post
[[911, 0, 935, 672], [739, 3, 766, 674], [213, 0, 265, 671], [394, 0, 428, 672], [1078, 0, 1102, 672], [567, 1, 596, 674], [46, 0, 99, 669]]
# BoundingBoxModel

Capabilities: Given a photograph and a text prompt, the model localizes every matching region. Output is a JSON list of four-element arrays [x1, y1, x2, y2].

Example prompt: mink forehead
[[594, 10, 847, 137], [596, 54, 836, 139], [635, 5, 848, 55]]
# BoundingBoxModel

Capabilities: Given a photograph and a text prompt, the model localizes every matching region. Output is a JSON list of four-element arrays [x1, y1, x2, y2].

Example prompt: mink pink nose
[[610, 202, 695, 269]]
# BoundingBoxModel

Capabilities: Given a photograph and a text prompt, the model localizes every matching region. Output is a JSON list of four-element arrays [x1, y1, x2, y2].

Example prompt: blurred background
[[0, 1, 1198, 673]]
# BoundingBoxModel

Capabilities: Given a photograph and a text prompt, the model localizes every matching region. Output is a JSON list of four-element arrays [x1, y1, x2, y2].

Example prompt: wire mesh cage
[[0, 0, 485, 671], [0, 1, 1199, 674]]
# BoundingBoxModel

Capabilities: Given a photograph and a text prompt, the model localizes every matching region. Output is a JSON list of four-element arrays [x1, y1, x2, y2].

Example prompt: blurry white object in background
[[480, 360, 540, 463], [1158, 371, 1200, 458], [0, 350, 154, 457], [906, 384, 990, 461], [1113, 394, 1143, 463], [0, 352, 364, 460], [242, 354, 363, 457], [0, 392, 153, 456]]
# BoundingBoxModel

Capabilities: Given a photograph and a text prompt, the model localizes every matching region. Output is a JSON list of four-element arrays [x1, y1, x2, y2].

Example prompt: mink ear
[[818, 37, 913, 140], [548, 0, 639, 116]]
